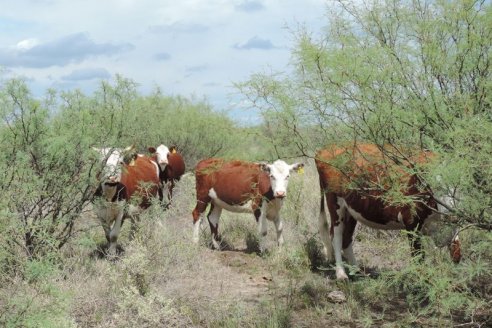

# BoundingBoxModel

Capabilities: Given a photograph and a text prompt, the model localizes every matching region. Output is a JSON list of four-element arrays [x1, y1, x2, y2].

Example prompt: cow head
[[148, 144, 174, 171], [422, 208, 462, 263], [260, 160, 304, 199], [94, 145, 136, 184]]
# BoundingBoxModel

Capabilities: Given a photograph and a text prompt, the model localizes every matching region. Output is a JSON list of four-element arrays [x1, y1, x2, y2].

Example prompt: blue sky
[[0, 0, 328, 123]]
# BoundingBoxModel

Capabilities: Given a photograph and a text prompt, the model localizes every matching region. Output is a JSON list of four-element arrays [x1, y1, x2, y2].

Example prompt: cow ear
[[259, 163, 271, 173], [170, 146, 177, 154], [148, 147, 156, 153], [291, 163, 305, 174]]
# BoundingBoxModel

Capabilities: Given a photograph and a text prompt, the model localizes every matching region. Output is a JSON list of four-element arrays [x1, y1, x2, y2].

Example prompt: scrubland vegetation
[[1, 0, 491, 327]]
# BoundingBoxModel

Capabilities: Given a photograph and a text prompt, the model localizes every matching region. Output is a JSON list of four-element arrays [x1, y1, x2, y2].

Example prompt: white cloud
[[0, 33, 133, 68], [0, 0, 328, 117], [233, 36, 278, 50], [61, 67, 111, 81], [15, 38, 40, 50]]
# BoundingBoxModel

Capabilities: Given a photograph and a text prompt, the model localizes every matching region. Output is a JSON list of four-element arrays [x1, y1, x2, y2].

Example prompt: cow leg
[[318, 192, 334, 262], [192, 198, 209, 244], [273, 216, 284, 246], [207, 204, 222, 249], [96, 205, 112, 243], [163, 181, 173, 209], [328, 194, 349, 280], [342, 215, 358, 268], [102, 221, 111, 243], [167, 181, 174, 202], [108, 209, 124, 257], [255, 203, 268, 253]]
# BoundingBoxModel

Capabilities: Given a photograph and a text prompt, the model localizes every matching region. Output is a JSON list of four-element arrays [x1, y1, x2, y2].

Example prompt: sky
[[0, 0, 328, 124]]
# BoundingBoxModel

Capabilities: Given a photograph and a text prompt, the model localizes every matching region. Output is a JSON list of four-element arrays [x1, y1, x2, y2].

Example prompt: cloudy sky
[[0, 0, 328, 123]]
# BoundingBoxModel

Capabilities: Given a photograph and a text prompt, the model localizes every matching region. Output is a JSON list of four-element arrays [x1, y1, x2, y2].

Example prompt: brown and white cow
[[148, 144, 186, 207], [192, 158, 304, 250], [315, 144, 461, 280], [93, 146, 160, 256]]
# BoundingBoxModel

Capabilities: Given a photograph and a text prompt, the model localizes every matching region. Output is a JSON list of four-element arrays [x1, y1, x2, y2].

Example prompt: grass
[[0, 161, 490, 327]]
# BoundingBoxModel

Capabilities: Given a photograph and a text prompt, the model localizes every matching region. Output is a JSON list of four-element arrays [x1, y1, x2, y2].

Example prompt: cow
[[315, 143, 461, 280], [93, 146, 160, 256], [148, 144, 186, 207], [192, 158, 304, 250]]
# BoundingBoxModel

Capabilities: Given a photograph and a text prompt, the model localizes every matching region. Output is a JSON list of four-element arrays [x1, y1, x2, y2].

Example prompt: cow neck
[[150, 155, 167, 182], [95, 182, 127, 202]]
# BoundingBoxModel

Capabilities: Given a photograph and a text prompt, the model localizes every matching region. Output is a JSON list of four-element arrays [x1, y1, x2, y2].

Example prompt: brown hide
[[162, 152, 186, 182], [120, 155, 160, 208], [194, 159, 272, 209], [315, 144, 436, 230], [316, 143, 461, 267]]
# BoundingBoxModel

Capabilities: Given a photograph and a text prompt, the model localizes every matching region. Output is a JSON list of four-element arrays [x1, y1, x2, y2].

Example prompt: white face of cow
[[154, 144, 170, 171], [261, 160, 304, 198], [95, 146, 134, 184]]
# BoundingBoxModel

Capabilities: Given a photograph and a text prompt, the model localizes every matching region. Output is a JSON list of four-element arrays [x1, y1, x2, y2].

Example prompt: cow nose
[[109, 176, 117, 182], [275, 191, 286, 198]]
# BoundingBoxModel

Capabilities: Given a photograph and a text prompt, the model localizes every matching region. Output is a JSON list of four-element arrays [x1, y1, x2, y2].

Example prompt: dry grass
[[1, 160, 490, 327]]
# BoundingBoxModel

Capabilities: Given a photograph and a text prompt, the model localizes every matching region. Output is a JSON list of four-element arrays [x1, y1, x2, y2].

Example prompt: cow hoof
[[336, 268, 349, 280]]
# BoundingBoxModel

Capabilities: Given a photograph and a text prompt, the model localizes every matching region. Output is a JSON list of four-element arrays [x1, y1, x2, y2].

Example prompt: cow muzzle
[[103, 175, 120, 185], [274, 191, 286, 199]]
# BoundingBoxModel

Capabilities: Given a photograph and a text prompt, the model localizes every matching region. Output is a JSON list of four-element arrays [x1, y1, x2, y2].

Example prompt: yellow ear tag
[[297, 167, 304, 174], [171, 148, 177, 154], [129, 159, 136, 166]]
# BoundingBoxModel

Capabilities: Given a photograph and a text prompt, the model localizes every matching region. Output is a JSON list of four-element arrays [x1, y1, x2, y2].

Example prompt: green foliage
[[0, 75, 247, 261], [238, 0, 492, 230], [0, 258, 75, 328]]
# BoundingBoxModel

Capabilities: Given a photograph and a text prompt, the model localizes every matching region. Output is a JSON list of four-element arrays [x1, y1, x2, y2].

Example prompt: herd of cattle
[[93, 143, 461, 280]]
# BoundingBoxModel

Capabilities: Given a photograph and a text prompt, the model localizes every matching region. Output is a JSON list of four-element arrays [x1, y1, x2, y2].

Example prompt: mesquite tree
[[237, 0, 492, 231]]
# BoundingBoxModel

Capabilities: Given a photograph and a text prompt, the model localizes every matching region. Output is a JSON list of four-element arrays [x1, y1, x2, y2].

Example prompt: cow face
[[261, 160, 304, 198], [148, 144, 171, 171], [95, 146, 135, 184]]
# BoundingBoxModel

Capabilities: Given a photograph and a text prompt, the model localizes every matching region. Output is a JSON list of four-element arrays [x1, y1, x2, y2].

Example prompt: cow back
[[316, 144, 437, 228], [195, 159, 272, 205], [121, 155, 160, 208]]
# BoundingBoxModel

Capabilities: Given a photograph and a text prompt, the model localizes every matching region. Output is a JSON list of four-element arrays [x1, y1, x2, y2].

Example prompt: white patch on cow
[[96, 148, 125, 183], [149, 158, 160, 179], [208, 188, 254, 213], [318, 201, 334, 261], [193, 219, 202, 244], [207, 206, 222, 249], [154, 144, 170, 171], [332, 222, 348, 280]]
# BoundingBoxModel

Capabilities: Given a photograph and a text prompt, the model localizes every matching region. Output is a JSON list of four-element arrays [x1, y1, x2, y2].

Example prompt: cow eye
[[270, 174, 275, 179], [286, 175, 290, 179]]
